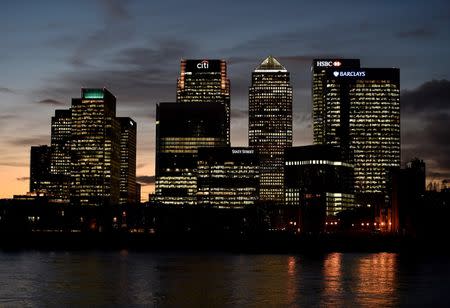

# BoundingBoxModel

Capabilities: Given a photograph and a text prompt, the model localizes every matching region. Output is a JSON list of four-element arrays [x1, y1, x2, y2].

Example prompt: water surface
[[0, 251, 449, 307]]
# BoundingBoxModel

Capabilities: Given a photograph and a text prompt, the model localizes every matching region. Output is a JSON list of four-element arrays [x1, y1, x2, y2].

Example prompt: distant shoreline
[[1, 231, 447, 254]]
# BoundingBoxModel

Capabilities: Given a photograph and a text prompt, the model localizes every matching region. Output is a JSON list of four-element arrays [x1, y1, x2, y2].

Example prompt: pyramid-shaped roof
[[255, 55, 287, 72]]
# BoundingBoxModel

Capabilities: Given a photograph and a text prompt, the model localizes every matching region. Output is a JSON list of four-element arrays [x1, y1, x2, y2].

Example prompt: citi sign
[[316, 60, 342, 67], [333, 71, 366, 77], [197, 60, 209, 69]]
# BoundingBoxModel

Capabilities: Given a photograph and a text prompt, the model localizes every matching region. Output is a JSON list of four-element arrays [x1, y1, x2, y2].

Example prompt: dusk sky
[[1, 0, 450, 199]]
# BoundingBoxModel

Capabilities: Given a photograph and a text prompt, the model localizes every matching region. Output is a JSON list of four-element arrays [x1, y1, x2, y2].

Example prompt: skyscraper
[[70, 88, 120, 206], [50, 109, 71, 202], [248, 56, 293, 202], [312, 59, 360, 144], [118, 117, 137, 205], [30, 145, 51, 194], [177, 59, 231, 144], [197, 147, 260, 208], [155, 102, 228, 205], [284, 145, 354, 223], [315, 67, 400, 207]]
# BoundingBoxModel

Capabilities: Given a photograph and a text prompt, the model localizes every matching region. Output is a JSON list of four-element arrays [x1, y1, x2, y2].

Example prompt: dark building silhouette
[[70, 88, 120, 206], [387, 158, 425, 234], [118, 117, 137, 205], [49, 109, 72, 203], [177, 59, 231, 144], [135, 183, 141, 204], [155, 102, 228, 205], [313, 65, 400, 209], [249, 56, 293, 203], [197, 147, 259, 208], [312, 59, 360, 144], [284, 145, 354, 233], [30, 145, 52, 194]]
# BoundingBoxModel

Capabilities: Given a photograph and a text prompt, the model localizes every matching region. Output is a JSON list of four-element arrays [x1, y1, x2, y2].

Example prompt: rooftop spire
[[255, 55, 287, 72]]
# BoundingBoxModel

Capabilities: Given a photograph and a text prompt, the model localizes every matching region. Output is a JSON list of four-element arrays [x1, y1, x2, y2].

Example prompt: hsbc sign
[[316, 60, 342, 67]]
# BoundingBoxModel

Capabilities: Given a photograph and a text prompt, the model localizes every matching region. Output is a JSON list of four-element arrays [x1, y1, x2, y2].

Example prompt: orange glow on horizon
[[0, 164, 155, 202]]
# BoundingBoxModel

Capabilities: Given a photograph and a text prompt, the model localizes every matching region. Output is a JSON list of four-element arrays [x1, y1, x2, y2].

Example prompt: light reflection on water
[[0, 251, 449, 307]]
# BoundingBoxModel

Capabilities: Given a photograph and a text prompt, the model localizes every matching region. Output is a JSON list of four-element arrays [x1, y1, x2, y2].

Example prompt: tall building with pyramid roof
[[254, 55, 287, 72], [248, 56, 293, 203]]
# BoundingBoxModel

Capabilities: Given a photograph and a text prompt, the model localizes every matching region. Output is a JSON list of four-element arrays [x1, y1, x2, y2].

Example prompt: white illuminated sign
[[316, 60, 342, 67], [232, 149, 254, 154], [197, 60, 209, 69], [333, 71, 366, 77]]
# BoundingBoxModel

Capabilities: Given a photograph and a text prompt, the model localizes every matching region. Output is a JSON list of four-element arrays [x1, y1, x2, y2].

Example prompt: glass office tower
[[118, 117, 137, 205], [320, 68, 400, 206], [248, 56, 293, 203], [284, 145, 354, 219], [70, 88, 120, 206], [312, 59, 360, 144], [155, 102, 228, 205], [197, 147, 260, 208], [50, 109, 71, 202], [177, 59, 230, 144]]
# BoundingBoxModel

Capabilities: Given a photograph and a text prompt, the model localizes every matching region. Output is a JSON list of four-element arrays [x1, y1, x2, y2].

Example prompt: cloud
[[227, 56, 256, 66], [0, 114, 17, 121], [7, 135, 49, 147], [231, 108, 248, 119], [279, 55, 333, 65], [428, 171, 450, 180], [136, 175, 155, 186], [16, 177, 29, 182], [396, 27, 436, 39], [0, 162, 28, 167], [401, 79, 450, 114], [100, 0, 131, 21], [137, 163, 149, 169], [36, 99, 65, 106], [401, 80, 450, 180], [69, 0, 133, 67], [115, 38, 195, 67], [35, 38, 196, 106], [0, 86, 15, 94]]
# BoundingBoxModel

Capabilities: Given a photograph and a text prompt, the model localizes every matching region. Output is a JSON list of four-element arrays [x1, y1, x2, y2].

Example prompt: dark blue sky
[[1, 0, 450, 197]]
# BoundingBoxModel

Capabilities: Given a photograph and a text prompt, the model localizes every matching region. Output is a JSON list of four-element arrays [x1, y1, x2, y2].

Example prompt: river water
[[0, 251, 449, 307]]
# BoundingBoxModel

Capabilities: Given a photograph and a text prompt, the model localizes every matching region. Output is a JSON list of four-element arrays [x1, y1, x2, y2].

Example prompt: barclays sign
[[333, 71, 366, 77]]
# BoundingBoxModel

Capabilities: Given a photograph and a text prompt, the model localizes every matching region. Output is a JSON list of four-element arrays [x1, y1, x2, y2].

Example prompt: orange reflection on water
[[354, 253, 398, 306], [323, 252, 342, 299], [288, 256, 296, 276], [286, 256, 298, 306]]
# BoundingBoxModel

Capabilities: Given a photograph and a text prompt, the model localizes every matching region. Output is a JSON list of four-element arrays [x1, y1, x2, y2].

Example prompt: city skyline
[[1, 1, 450, 200]]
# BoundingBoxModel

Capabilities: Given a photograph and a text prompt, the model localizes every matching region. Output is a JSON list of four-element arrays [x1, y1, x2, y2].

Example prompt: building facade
[[30, 145, 52, 194], [155, 102, 228, 205], [177, 59, 231, 144], [284, 145, 354, 232], [313, 65, 400, 207], [248, 56, 292, 203], [312, 59, 360, 144], [70, 88, 121, 206], [197, 147, 259, 208], [118, 117, 137, 205], [49, 109, 72, 202]]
